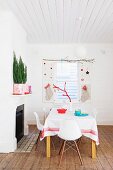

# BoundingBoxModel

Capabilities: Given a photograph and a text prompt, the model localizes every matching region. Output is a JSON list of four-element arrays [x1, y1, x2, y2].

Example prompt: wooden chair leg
[[59, 141, 66, 166], [74, 141, 83, 165], [77, 137, 82, 145], [59, 140, 64, 155], [35, 131, 41, 150]]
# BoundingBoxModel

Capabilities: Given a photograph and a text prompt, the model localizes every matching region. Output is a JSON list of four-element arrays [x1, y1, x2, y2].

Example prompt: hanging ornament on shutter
[[86, 71, 89, 74], [44, 83, 53, 100], [81, 84, 90, 102]]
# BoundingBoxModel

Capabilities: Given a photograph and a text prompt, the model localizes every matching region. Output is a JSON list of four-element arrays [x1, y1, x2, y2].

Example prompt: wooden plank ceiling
[[1, 0, 113, 43]]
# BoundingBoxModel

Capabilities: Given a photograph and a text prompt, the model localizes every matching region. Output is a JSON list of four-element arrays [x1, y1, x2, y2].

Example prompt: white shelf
[[12, 94, 32, 97]]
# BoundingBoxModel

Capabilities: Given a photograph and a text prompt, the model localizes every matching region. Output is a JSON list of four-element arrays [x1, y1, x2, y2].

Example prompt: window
[[54, 62, 79, 102]]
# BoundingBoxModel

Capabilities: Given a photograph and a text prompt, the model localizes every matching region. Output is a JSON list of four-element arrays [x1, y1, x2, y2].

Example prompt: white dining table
[[41, 108, 99, 159]]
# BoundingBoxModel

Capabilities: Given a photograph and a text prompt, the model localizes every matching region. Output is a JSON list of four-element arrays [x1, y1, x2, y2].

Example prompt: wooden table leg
[[92, 140, 96, 158], [46, 136, 50, 158]]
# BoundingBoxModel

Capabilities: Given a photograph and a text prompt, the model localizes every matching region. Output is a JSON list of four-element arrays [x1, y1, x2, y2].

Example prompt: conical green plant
[[18, 57, 24, 83], [23, 65, 27, 84], [13, 52, 19, 83], [13, 52, 27, 84]]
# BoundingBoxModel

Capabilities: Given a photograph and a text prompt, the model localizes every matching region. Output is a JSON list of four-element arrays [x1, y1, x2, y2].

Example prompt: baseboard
[[24, 124, 29, 135], [27, 118, 44, 125], [27, 120, 36, 125], [97, 121, 113, 125], [0, 137, 17, 153]]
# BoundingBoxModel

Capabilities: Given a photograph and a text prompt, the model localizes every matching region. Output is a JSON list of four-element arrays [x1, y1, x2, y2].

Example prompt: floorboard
[[0, 125, 113, 170]]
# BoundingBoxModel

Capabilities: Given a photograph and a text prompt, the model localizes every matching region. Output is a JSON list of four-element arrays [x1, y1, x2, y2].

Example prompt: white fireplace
[[0, 96, 28, 153]]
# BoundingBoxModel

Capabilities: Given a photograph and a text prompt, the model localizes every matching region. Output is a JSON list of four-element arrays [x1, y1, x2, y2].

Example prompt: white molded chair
[[58, 119, 83, 166], [34, 112, 55, 150], [34, 112, 43, 131], [34, 112, 43, 146]]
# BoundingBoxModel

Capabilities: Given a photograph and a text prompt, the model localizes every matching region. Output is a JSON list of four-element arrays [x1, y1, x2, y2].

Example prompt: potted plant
[[13, 52, 28, 95]]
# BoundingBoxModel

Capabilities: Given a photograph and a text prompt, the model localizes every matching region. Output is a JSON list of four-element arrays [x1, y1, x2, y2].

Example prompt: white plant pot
[[13, 84, 30, 95], [13, 84, 24, 95], [23, 84, 29, 94]]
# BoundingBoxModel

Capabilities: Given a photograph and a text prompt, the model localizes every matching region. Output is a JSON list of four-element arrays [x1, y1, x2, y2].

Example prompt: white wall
[[0, 10, 27, 152], [0, 9, 113, 153], [26, 43, 113, 125]]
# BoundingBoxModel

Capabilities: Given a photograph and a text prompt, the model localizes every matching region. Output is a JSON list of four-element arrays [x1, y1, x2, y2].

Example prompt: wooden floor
[[0, 125, 113, 170]]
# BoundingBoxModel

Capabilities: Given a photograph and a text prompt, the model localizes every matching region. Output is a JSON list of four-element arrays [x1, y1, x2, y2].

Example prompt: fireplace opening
[[16, 104, 24, 142]]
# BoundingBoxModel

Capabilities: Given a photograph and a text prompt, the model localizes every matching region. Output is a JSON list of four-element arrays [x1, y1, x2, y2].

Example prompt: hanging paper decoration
[[43, 60, 55, 102], [80, 62, 91, 84], [81, 84, 90, 102], [44, 83, 53, 101], [86, 71, 89, 74], [79, 61, 92, 102], [82, 85, 87, 91], [53, 82, 71, 102]]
